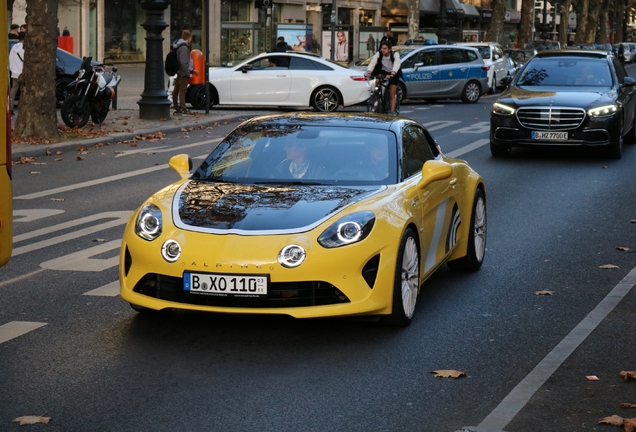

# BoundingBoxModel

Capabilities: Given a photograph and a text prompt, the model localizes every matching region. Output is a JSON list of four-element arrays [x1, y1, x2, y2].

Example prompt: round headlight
[[161, 239, 182, 263], [337, 221, 362, 243], [278, 244, 306, 268], [134, 203, 163, 241], [141, 213, 160, 235]]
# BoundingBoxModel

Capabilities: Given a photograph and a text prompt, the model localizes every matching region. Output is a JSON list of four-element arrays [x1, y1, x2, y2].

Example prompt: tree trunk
[[13, 0, 59, 141], [485, 0, 506, 44], [573, 0, 589, 45], [517, 0, 535, 48], [408, 0, 420, 40], [597, 0, 611, 44], [583, 0, 599, 44], [615, 0, 626, 43], [559, 0, 572, 47]]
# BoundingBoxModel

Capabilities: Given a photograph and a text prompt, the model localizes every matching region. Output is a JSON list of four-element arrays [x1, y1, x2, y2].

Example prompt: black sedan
[[490, 49, 636, 159]]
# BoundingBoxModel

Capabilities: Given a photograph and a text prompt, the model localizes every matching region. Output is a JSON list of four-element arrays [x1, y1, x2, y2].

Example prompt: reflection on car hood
[[173, 180, 382, 234], [500, 86, 614, 108]]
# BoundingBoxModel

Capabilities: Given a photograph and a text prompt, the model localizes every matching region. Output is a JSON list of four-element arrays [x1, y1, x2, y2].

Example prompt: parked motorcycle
[[60, 57, 120, 128]]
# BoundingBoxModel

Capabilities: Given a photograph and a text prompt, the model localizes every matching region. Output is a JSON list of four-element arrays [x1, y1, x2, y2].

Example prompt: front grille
[[133, 274, 350, 308], [517, 107, 585, 130]]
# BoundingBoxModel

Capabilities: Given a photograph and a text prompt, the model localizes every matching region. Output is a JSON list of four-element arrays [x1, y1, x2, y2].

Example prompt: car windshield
[[515, 57, 612, 87], [192, 125, 398, 185], [466, 45, 490, 59]]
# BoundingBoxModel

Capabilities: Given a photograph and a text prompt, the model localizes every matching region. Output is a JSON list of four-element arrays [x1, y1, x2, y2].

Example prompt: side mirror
[[417, 160, 453, 189], [623, 76, 636, 87], [240, 65, 253, 73], [169, 154, 193, 179]]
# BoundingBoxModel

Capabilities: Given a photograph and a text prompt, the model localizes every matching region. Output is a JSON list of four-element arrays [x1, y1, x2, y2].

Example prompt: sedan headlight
[[492, 102, 516, 115], [134, 203, 162, 241], [587, 104, 617, 117], [318, 211, 375, 248]]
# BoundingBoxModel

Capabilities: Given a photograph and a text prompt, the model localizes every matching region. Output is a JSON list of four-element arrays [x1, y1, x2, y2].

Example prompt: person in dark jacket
[[172, 29, 197, 116], [379, 29, 397, 49], [272, 36, 292, 52]]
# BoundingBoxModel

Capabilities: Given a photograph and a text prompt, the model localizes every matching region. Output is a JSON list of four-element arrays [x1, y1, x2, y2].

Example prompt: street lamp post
[[137, 0, 172, 120], [436, 0, 450, 43]]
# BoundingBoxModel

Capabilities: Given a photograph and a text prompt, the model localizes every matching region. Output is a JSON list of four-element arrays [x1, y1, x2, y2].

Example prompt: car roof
[[244, 112, 405, 131]]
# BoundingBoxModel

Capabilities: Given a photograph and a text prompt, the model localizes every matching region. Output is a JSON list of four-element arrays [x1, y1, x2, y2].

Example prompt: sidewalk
[[11, 63, 262, 160]]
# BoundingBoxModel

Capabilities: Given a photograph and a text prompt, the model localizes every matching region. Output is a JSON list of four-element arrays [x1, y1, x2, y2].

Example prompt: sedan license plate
[[532, 131, 568, 141], [184, 272, 267, 297]]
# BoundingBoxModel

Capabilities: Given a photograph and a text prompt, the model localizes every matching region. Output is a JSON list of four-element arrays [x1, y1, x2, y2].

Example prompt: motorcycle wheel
[[91, 101, 110, 125], [55, 76, 74, 108], [61, 95, 91, 128]]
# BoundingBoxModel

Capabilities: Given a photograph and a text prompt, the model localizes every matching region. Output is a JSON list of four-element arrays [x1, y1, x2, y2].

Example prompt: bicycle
[[366, 74, 402, 115]]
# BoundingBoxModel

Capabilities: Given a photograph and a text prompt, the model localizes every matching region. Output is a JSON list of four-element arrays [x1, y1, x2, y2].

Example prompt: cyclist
[[365, 40, 402, 115]]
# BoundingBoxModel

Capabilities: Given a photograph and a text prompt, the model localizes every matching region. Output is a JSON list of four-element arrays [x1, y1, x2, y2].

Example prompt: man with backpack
[[365, 40, 402, 115], [170, 29, 197, 116]]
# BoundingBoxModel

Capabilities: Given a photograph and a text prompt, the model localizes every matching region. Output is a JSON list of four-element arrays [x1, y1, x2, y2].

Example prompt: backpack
[[165, 45, 181, 76]]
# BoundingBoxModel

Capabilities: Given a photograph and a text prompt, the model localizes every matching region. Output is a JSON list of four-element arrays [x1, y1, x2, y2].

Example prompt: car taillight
[[482, 65, 490, 71], [350, 76, 367, 81], [6, 85, 11, 178]]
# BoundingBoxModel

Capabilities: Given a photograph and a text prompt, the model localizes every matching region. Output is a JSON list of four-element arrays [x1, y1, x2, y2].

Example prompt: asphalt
[[10, 63, 264, 160]]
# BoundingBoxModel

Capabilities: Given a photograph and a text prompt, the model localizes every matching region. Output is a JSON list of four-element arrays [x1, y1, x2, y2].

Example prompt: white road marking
[[0, 268, 47, 288], [13, 209, 65, 222], [114, 137, 222, 158], [12, 211, 131, 256], [423, 120, 462, 132], [0, 321, 48, 344], [83, 281, 120, 296], [467, 266, 636, 431], [40, 239, 121, 272], [453, 121, 490, 134], [446, 139, 490, 158]]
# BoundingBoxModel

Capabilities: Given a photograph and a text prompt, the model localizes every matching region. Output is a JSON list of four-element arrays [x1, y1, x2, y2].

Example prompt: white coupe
[[174, 52, 371, 112]]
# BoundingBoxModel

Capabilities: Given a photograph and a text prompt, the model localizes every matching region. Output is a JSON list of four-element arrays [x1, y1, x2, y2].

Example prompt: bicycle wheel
[[367, 91, 382, 113]]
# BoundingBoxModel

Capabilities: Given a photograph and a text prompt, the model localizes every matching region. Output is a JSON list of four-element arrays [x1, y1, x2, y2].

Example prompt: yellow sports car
[[120, 113, 486, 325]]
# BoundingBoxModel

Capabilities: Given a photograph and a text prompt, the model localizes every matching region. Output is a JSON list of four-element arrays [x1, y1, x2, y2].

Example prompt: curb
[[10, 113, 249, 161]]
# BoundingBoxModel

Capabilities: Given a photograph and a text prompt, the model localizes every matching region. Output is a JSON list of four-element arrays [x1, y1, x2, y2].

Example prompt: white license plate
[[184, 272, 267, 297], [532, 131, 568, 140]]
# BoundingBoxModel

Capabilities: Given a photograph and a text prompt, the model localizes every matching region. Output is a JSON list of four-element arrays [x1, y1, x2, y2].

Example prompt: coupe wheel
[[311, 86, 340, 112], [61, 95, 90, 128], [188, 84, 218, 110], [382, 228, 420, 326], [461, 81, 481, 103], [447, 189, 487, 271]]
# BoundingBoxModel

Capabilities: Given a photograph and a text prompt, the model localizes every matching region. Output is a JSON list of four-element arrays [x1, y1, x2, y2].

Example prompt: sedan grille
[[133, 274, 350, 308], [516, 107, 585, 131]]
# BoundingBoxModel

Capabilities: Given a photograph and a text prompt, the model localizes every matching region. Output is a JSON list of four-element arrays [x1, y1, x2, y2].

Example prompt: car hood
[[172, 180, 383, 234], [499, 86, 615, 108]]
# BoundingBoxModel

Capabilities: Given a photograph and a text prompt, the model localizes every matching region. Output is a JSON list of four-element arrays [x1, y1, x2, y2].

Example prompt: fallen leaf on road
[[29, 171, 40, 174], [621, 403, 636, 409], [56, 151, 62, 155], [586, 375, 600, 381], [430, 370, 466, 378], [77, 146, 88, 151], [92, 239, 106, 243], [54, 158, 63, 161], [617, 247, 631, 252], [534, 290, 554, 295], [13, 156, 35, 165], [600, 264, 620, 269], [621, 371, 636, 381], [599, 415, 624, 426], [93, 143, 103, 148], [79, 151, 89, 155], [12, 415, 51, 425], [76, 156, 85, 161], [626, 418, 636, 432]]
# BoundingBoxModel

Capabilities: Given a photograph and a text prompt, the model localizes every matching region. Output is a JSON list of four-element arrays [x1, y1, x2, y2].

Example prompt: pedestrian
[[9, 31, 25, 115], [172, 29, 197, 116], [379, 28, 397, 49], [271, 36, 292, 52], [8, 24, 19, 40], [19, 24, 26, 33], [366, 34, 375, 57], [618, 43, 626, 66]]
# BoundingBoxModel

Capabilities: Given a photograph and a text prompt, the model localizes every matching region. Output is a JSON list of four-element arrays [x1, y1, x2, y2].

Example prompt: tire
[[461, 81, 481, 103], [425, 99, 437, 104], [381, 228, 420, 326], [311, 86, 340, 112], [626, 120, 636, 145], [61, 95, 90, 128], [367, 91, 382, 113], [90, 103, 110, 125], [607, 117, 623, 159], [447, 189, 487, 271], [489, 140, 511, 157], [55, 76, 74, 108]]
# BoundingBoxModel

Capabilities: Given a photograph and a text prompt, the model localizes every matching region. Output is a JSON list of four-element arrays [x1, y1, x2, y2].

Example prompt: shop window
[[170, 0, 203, 50], [104, 2, 146, 62]]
